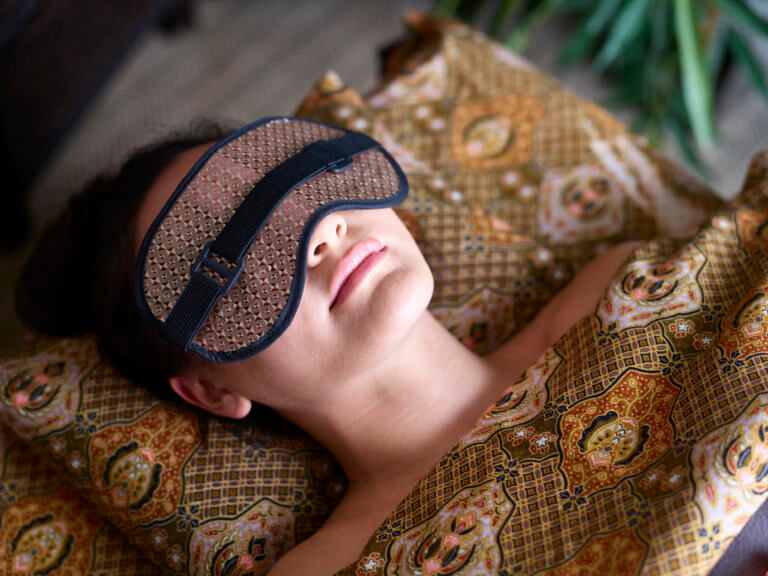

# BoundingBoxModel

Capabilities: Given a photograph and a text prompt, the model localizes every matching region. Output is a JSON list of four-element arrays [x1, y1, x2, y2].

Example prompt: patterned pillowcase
[[297, 12, 723, 354], [0, 421, 157, 576], [0, 13, 726, 576], [0, 337, 346, 575]]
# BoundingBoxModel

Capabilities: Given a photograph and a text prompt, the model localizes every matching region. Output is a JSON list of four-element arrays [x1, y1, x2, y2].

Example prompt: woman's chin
[[360, 268, 433, 344]]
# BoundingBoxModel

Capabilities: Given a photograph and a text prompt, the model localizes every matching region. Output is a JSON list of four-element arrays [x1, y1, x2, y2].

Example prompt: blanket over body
[[333, 153, 768, 575], [311, 16, 768, 575]]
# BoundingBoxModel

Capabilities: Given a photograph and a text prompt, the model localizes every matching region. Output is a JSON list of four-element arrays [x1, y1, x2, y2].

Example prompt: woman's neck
[[276, 310, 515, 490]]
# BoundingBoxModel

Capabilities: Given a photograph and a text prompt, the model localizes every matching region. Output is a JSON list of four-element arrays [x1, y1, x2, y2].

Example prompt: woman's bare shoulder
[[266, 524, 356, 576], [267, 487, 395, 576]]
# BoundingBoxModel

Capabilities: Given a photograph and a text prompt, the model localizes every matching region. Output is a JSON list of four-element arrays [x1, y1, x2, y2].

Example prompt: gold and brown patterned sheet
[[332, 151, 768, 575], [0, 12, 754, 576]]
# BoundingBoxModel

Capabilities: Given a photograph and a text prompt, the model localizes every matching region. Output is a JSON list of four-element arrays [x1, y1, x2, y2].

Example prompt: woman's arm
[[493, 241, 644, 374], [526, 240, 644, 352], [266, 488, 388, 576]]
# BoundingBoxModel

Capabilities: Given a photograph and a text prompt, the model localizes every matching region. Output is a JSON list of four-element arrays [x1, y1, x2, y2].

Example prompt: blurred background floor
[[3, 0, 768, 355]]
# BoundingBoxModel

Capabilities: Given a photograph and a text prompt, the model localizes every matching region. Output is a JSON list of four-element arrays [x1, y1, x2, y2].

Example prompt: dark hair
[[16, 121, 231, 399]]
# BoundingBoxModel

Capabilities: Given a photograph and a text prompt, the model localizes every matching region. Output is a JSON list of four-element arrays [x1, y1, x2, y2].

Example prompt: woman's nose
[[306, 211, 347, 268]]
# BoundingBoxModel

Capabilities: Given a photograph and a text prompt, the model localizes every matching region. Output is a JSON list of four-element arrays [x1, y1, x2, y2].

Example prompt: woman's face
[[136, 143, 434, 410]]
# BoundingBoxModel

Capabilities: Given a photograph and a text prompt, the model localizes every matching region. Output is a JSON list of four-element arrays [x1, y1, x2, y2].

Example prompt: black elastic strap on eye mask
[[160, 131, 378, 351]]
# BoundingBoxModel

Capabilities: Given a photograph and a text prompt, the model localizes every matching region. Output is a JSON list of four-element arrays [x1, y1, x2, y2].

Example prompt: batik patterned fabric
[[296, 13, 723, 355], [0, 11, 760, 576], [332, 150, 768, 576], [0, 338, 346, 576], [0, 421, 157, 575]]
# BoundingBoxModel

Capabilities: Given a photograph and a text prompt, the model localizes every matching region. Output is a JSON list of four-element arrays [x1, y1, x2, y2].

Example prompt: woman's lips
[[330, 242, 387, 310]]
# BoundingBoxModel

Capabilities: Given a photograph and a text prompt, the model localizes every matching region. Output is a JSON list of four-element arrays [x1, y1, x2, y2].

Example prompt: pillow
[[332, 150, 768, 576], [0, 13, 727, 576], [0, 418, 157, 575], [0, 336, 346, 575], [297, 12, 724, 354]]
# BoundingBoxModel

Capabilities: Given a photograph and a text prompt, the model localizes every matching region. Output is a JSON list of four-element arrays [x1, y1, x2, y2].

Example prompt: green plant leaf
[[435, 0, 462, 18], [593, 0, 651, 72], [713, 0, 768, 38], [584, 0, 623, 37], [558, 0, 622, 66], [707, 20, 730, 84], [727, 28, 768, 103], [490, 0, 521, 38], [560, 0, 598, 13], [674, 0, 715, 145], [506, 0, 567, 53], [649, 0, 672, 58], [558, 25, 598, 66]]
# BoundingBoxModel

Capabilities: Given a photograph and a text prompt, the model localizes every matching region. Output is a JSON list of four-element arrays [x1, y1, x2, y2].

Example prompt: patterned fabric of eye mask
[[136, 116, 408, 361]]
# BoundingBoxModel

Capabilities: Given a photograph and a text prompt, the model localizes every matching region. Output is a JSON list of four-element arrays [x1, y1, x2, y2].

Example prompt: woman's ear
[[168, 375, 251, 419]]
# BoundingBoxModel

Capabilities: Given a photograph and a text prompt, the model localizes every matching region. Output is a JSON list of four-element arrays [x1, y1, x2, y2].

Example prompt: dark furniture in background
[[0, 0, 191, 250]]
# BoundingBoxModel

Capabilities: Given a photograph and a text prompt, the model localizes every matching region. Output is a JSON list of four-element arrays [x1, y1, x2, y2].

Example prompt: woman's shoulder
[[266, 522, 359, 576], [267, 485, 398, 575]]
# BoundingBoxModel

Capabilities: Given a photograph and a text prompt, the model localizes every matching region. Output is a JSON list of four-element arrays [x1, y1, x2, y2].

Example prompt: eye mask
[[135, 117, 408, 362]]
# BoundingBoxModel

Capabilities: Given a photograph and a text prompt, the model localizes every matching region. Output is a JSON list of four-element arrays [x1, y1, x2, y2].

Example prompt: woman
[[18, 119, 642, 575]]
